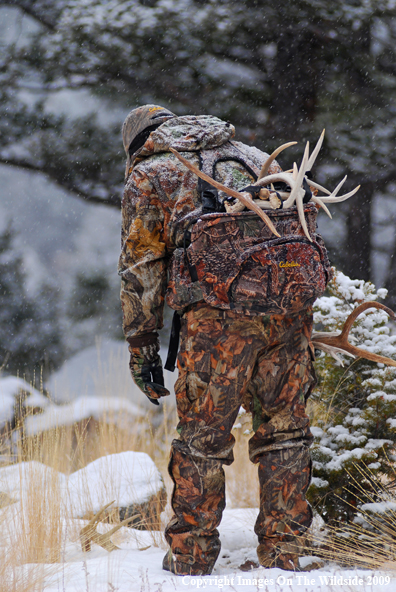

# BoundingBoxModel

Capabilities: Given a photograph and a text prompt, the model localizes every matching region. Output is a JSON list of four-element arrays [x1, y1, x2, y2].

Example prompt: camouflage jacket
[[118, 115, 281, 339]]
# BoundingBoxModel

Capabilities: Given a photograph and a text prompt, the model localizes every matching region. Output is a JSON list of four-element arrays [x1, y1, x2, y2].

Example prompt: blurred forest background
[[1, 0, 396, 380]]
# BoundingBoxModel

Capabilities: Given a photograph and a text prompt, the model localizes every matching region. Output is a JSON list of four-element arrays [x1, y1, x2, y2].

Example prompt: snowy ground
[[1, 383, 395, 591], [6, 509, 395, 592], [1, 452, 394, 591]]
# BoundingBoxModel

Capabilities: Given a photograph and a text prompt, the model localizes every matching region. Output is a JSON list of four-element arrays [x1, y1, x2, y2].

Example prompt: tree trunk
[[343, 181, 373, 282], [269, 33, 318, 136], [384, 236, 396, 309]]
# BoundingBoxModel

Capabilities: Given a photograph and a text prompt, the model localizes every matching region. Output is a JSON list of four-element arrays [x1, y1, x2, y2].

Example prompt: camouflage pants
[[164, 302, 316, 575]]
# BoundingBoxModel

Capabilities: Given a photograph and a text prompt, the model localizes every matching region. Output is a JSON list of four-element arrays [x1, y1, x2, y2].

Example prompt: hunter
[[119, 105, 331, 574]]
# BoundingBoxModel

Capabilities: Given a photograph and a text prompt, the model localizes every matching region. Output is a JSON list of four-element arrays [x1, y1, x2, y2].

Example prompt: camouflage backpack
[[166, 146, 332, 317]]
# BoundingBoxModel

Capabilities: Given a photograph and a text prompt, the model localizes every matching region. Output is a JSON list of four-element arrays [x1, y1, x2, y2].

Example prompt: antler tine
[[100, 514, 140, 538], [284, 141, 312, 240], [330, 175, 347, 198], [306, 129, 325, 172], [311, 196, 332, 219], [258, 141, 297, 180], [253, 172, 295, 189], [296, 192, 312, 241], [169, 148, 280, 237], [283, 141, 310, 209], [312, 302, 396, 367], [293, 162, 298, 180], [80, 505, 140, 553], [308, 180, 331, 195], [312, 337, 355, 366], [297, 143, 313, 241], [339, 302, 395, 341], [85, 501, 116, 527], [92, 514, 140, 552], [318, 185, 360, 204]]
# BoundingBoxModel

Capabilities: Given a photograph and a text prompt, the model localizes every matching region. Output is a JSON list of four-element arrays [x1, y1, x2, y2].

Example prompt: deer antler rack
[[312, 302, 396, 367], [169, 147, 280, 237], [170, 132, 360, 242]]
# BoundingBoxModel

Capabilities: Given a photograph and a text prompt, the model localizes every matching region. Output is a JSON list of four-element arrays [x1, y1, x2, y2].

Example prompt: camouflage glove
[[127, 333, 170, 406]]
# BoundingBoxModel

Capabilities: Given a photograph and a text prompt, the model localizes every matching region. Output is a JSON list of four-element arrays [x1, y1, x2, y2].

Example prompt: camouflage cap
[[122, 104, 176, 175]]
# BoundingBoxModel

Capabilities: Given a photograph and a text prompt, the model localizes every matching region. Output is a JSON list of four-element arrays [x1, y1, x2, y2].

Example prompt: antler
[[254, 130, 360, 241], [312, 302, 396, 367], [80, 501, 140, 552], [171, 133, 360, 242], [169, 148, 280, 237], [258, 141, 297, 179]]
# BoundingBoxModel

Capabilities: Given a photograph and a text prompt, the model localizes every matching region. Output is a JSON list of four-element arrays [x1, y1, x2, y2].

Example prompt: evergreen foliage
[[0, 224, 64, 379], [66, 270, 123, 352], [2, 1, 396, 289], [309, 269, 396, 524], [69, 273, 110, 322]]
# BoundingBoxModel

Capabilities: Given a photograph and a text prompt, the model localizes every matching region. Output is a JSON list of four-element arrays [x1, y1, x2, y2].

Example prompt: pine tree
[[2, 1, 396, 287], [0, 224, 64, 379], [308, 270, 396, 524]]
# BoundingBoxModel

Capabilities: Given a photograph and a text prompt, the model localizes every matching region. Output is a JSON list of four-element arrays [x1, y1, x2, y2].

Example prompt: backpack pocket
[[167, 208, 331, 316], [166, 248, 204, 310], [228, 236, 330, 315]]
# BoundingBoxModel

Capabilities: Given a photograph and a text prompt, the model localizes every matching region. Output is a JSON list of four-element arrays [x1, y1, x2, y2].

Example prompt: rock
[[0, 452, 167, 531], [67, 451, 167, 529]]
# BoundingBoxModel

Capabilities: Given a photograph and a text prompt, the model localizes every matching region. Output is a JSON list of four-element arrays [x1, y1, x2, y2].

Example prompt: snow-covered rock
[[0, 460, 67, 501], [24, 395, 144, 436], [0, 376, 50, 428], [0, 452, 166, 528], [67, 451, 166, 525]]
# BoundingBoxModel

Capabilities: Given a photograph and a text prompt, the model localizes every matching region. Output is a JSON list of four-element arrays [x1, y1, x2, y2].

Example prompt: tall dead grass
[[0, 389, 264, 592], [0, 394, 175, 592], [4, 371, 396, 591], [305, 463, 396, 572]]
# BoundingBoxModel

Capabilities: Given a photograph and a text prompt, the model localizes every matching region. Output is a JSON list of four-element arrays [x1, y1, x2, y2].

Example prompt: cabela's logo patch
[[279, 261, 301, 268]]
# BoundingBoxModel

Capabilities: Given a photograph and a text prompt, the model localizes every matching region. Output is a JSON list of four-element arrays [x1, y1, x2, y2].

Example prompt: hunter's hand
[[128, 334, 170, 405]]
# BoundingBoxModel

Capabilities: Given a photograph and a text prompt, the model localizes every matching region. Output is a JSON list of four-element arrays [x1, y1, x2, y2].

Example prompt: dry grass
[[305, 463, 396, 571], [0, 390, 264, 592], [0, 394, 176, 592], [225, 413, 259, 509], [3, 372, 396, 591], [0, 456, 64, 591]]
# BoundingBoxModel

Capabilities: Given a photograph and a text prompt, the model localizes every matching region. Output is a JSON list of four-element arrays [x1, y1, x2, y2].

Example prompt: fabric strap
[[165, 312, 182, 372], [127, 332, 158, 348]]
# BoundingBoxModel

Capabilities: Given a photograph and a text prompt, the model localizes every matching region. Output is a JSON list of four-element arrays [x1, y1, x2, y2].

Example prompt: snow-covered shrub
[[308, 269, 396, 524]]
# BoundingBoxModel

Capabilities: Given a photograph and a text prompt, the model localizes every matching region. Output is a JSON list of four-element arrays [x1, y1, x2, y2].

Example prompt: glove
[[127, 333, 170, 406]]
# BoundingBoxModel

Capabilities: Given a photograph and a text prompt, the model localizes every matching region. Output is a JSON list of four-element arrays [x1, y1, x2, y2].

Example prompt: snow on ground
[[3, 508, 394, 592], [0, 454, 395, 590]]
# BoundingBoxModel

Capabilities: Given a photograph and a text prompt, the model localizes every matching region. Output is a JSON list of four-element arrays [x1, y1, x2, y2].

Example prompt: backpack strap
[[165, 144, 267, 371], [198, 141, 262, 213]]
